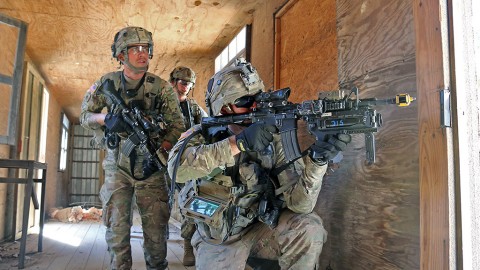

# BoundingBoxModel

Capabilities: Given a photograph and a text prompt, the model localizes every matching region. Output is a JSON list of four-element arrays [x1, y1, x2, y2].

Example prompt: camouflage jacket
[[80, 71, 185, 173], [168, 124, 327, 215], [179, 98, 208, 129]]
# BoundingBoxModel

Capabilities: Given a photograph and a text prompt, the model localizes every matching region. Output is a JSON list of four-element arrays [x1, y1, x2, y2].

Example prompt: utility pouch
[[179, 180, 230, 228], [179, 179, 258, 242], [183, 196, 226, 227]]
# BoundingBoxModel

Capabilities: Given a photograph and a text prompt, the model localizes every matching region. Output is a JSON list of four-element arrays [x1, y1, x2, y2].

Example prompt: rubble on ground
[[49, 206, 103, 222]]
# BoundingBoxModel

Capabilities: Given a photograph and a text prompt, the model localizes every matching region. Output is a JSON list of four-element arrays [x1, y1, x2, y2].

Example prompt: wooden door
[[15, 63, 48, 238]]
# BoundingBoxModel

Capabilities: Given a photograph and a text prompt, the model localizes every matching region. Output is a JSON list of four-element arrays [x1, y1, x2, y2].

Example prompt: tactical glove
[[142, 158, 159, 178], [236, 123, 278, 152], [104, 112, 129, 133], [310, 133, 352, 164]]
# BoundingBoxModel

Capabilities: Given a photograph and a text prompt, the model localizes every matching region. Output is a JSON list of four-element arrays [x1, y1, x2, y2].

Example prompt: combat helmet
[[170, 66, 196, 85], [111, 26, 154, 60], [205, 58, 264, 116]]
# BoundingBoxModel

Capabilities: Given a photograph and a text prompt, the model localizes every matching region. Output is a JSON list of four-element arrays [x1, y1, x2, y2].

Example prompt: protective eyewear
[[177, 79, 193, 88], [127, 45, 150, 55], [234, 95, 256, 108]]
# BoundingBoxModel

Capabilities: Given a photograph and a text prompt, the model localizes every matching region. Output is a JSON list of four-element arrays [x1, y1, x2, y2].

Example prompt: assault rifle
[[97, 79, 167, 180], [201, 86, 415, 164]]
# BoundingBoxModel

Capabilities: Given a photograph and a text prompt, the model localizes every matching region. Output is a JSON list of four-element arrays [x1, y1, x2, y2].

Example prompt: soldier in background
[[169, 66, 208, 130], [167, 59, 351, 269], [80, 26, 185, 270], [169, 66, 207, 266]]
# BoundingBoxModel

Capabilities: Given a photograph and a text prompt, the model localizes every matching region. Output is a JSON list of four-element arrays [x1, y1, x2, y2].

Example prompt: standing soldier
[[167, 59, 351, 269], [169, 66, 207, 266], [169, 66, 208, 130], [80, 26, 185, 270]]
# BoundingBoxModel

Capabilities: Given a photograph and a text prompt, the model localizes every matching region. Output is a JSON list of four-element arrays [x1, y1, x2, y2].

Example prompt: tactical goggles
[[234, 95, 256, 108], [177, 79, 194, 88], [127, 45, 150, 55]]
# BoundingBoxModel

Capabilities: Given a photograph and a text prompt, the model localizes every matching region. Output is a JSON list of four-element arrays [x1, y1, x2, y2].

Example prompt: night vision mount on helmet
[[205, 58, 264, 116]]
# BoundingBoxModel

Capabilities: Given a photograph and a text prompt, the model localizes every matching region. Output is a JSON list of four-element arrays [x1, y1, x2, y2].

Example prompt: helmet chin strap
[[123, 52, 148, 73]]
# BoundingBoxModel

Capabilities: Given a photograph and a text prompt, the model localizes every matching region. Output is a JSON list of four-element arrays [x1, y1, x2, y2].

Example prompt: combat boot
[[183, 238, 195, 266]]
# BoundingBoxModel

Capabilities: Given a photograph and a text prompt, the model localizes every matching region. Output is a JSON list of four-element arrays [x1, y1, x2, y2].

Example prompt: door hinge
[[440, 89, 452, 128]]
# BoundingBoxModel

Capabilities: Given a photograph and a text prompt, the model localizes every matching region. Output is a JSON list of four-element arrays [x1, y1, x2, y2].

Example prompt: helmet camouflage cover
[[111, 26, 154, 59], [170, 66, 196, 84], [206, 58, 264, 116]]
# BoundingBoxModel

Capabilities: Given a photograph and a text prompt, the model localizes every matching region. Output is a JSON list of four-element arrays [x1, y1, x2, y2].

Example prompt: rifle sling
[[271, 149, 308, 176], [270, 149, 309, 196]]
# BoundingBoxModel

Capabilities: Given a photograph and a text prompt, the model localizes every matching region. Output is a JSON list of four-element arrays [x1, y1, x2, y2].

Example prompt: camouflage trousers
[[100, 168, 170, 270], [191, 210, 327, 270]]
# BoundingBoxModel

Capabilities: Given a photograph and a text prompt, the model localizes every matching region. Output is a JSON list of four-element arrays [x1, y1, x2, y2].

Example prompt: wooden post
[[413, 0, 450, 268]]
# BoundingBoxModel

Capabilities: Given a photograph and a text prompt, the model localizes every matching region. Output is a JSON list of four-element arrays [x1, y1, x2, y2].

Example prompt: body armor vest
[[178, 128, 285, 243]]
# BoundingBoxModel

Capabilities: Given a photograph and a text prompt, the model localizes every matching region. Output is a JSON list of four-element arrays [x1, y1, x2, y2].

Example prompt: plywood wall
[[44, 94, 67, 210], [316, 0, 419, 268], [274, 0, 338, 99], [0, 23, 17, 139], [251, 0, 419, 268], [0, 21, 16, 240], [250, 0, 287, 89]]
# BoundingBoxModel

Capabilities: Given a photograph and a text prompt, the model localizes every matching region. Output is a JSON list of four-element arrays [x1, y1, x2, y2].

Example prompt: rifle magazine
[[280, 129, 302, 162]]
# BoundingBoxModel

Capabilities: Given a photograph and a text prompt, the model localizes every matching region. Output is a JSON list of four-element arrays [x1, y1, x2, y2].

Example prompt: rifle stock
[[201, 86, 415, 164]]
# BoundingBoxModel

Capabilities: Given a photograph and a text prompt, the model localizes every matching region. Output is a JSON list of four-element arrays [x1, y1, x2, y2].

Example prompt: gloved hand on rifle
[[104, 111, 129, 133], [309, 133, 352, 165], [142, 158, 159, 177], [236, 122, 278, 152]]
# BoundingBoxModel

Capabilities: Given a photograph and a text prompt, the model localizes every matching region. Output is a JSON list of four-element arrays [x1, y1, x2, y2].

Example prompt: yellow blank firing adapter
[[395, 94, 416, 107]]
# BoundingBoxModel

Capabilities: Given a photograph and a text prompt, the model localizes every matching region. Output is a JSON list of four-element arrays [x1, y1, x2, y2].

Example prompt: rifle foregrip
[[280, 129, 302, 162], [365, 132, 375, 164]]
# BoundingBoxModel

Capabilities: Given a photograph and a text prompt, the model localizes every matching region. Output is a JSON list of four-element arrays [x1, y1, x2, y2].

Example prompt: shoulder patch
[[87, 83, 98, 93], [146, 76, 155, 83]]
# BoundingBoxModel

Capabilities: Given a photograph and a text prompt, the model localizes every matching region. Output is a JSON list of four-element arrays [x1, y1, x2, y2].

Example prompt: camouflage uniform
[[179, 98, 208, 130], [80, 70, 185, 270], [178, 97, 207, 242], [168, 61, 327, 270], [169, 66, 207, 243], [168, 127, 328, 269]]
